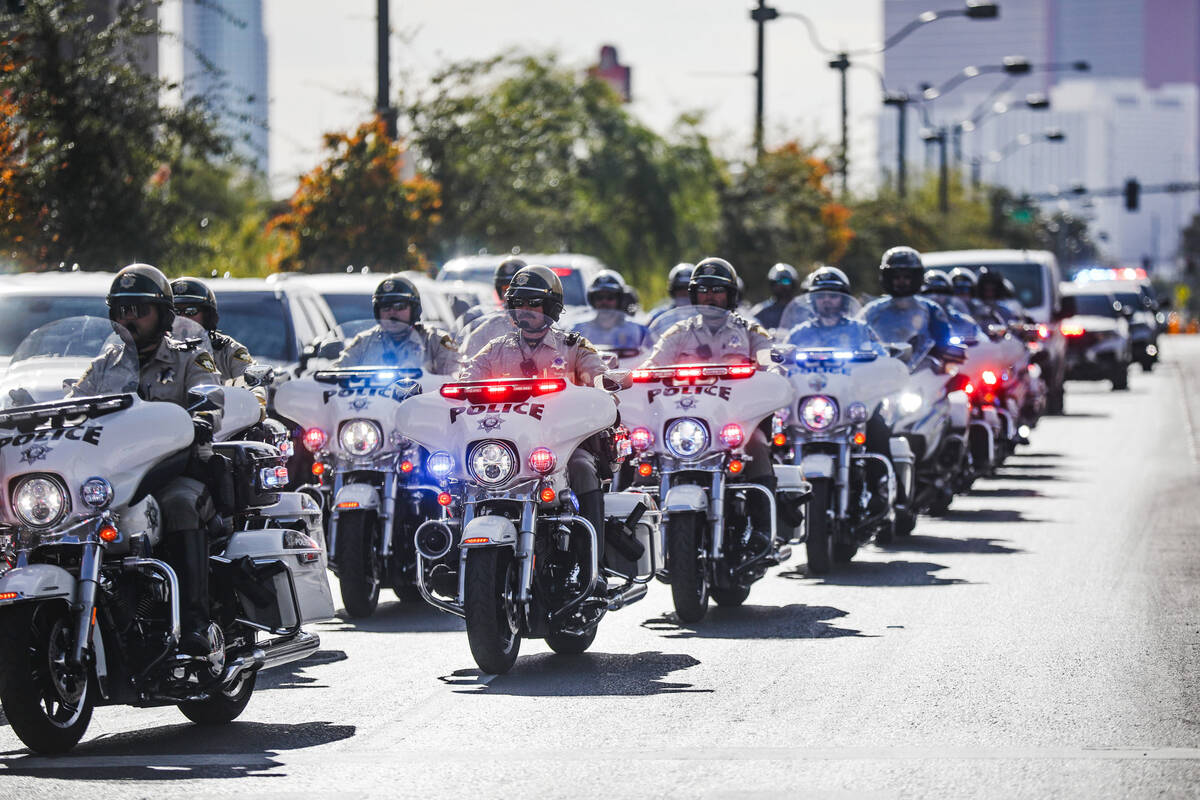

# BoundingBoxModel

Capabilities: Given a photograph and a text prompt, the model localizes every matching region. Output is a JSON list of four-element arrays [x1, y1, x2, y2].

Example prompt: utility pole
[[750, 1, 778, 158], [376, 0, 396, 138], [829, 52, 850, 194], [883, 93, 909, 197]]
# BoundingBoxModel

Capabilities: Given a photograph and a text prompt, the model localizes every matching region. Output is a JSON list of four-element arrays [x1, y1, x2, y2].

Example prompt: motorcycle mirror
[[318, 340, 345, 360], [886, 342, 913, 361], [757, 347, 782, 366], [186, 384, 224, 413], [241, 364, 275, 388]]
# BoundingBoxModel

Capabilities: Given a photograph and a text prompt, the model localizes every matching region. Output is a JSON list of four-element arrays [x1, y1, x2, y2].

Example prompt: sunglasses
[[509, 298, 545, 309], [115, 303, 154, 319], [176, 305, 202, 317], [379, 301, 413, 313], [696, 286, 728, 295]]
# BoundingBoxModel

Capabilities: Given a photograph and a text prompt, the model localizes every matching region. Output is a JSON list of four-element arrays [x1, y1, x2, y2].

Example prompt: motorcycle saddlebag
[[221, 528, 336, 626]]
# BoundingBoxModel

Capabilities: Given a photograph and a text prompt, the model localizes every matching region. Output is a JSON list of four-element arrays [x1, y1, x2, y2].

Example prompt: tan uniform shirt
[[460, 327, 609, 387], [71, 335, 222, 405], [641, 312, 773, 367], [459, 313, 516, 359], [208, 331, 254, 383], [334, 323, 459, 375]]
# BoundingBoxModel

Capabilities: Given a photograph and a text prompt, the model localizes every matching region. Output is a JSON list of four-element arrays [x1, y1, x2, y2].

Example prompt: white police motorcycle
[[0, 318, 333, 754], [404, 310, 659, 674], [619, 306, 807, 623]]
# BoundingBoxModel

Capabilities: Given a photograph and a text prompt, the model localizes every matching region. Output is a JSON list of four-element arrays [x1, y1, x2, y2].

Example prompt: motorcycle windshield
[[327, 318, 428, 375], [457, 309, 521, 360], [858, 297, 934, 347], [170, 317, 213, 355], [458, 310, 575, 378], [1, 316, 140, 407], [642, 305, 758, 366], [777, 291, 880, 352], [569, 309, 647, 356]]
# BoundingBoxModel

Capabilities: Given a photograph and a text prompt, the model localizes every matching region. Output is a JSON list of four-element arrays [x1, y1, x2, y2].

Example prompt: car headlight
[[80, 477, 113, 509], [665, 418, 709, 460], [468, 440, 518, 487], [338, 419, 382, 456], [13, 475, 68, 528], [898, 392, 922, 414], [799, 396, 838, 432]]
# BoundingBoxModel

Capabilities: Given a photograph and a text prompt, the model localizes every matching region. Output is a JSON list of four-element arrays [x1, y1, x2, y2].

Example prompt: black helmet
[[494, 257, 527, 296], [879, 246, 925, 296], [586, 269, 626, 308], [505, 264, 564, 322], [373, 275, 422, 321], [688, 257, 740, 308], [171, 277, 219, 331], [948, 267, 978, 295], [921, 269, 953, 296], [668, 262, 694, 294], [767, 262, 799, 290], [107, 263, 175, 336], [805, 265, 852, 295], [976, 267, 1011, 300]]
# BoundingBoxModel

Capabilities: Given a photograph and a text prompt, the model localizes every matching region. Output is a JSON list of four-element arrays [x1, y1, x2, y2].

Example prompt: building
[[83, 0, 158, 76], [181, 0, 269, 175]]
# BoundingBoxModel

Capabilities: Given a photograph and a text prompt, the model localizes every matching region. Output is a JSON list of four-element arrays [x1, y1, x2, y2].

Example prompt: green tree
[[0, 0, 229, 270]]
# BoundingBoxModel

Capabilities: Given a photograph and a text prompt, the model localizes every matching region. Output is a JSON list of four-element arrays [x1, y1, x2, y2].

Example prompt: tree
[[266, 117, 443, 273], [0, 0, 229, 270]]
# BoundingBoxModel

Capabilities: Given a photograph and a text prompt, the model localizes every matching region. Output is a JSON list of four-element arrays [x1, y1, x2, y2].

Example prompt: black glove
[[192, 412, 216, 446]]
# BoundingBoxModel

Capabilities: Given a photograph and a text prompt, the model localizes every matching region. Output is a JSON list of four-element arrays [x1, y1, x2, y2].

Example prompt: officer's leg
[[157, 476, 217, 656], [743, 424, 777, 540], [567, 447, 605, 576]]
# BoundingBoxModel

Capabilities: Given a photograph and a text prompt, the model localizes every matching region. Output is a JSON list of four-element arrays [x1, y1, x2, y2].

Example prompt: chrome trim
[[121, 556, 181, 645]]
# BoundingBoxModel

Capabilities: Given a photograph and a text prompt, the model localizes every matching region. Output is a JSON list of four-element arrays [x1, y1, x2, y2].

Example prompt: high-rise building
[[879, 0, 1200, 273], [83, 0, 159, 76], [181, 0, 269, 175]]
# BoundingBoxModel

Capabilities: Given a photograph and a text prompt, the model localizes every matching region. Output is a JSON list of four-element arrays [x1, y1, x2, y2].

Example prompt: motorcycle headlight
[[847, 402, 869, 423], [468, 441, 518, 487], [427, 451, 455, 480], [13, 475, 68, 528], [80, 477, 113, 509], [338, 419, 382, 456], [899, 392, 923, 414], [799, 395, 838, 432], [665, 418, 709, 460]]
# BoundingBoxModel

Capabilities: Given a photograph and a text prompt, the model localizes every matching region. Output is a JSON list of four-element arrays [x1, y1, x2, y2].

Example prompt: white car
[[0, 271, 115, 373], [436, 253, 609, 312], [268, 271, 455, 332]]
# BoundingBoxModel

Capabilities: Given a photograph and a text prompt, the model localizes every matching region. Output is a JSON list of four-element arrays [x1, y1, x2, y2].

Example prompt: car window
[[213, 291, 295, 362], [0, 294, 109, 356], [321, 292, 374, 325], [440, 265, 496, 284], [1072, 294, 1119, 317], [972, 263, 1044, 308], [548, 268, 586, 306]]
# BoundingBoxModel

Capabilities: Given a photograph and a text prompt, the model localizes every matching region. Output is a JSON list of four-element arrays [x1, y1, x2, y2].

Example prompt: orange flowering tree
[[267, 118, 442, 273]]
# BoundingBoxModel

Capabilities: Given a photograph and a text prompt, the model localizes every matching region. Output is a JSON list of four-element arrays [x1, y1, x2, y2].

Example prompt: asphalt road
[[3, 338, 1200, 798]]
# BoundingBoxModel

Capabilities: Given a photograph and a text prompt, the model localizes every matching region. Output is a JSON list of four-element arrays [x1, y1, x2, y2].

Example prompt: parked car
[[1059, 284, 1133, 390], [0, 272, 113, 373], [436, 253, 608, 312], [206, 278, 339, 375], [1080, 279, 1160, 371], [921, 249, 1068, 413], [268, 271, 455, 332], [432, 279, 497, 329]]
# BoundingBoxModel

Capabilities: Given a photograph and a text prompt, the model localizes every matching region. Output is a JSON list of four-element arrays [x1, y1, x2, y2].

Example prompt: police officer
[[461, 265, 625, 564], [457, 257, 528, 357], [922, 269, 984, 341], [751, 263, 800, 330], [571, 270, 649, 351], [861, 246, 953, 358], [647, 262, 695, 322], [71, 264, 223, 656], [334, 275, 460, 374], [974, 268, 1020, 329], [456, 256, 527, 330], [948, 267, 986, 320], [786, 266, 879, 350], [641, 257, 777, 541], [170, 277, 256, 384]]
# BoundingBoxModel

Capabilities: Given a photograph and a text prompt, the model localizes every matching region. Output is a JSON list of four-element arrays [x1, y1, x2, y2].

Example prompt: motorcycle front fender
[[662, 483, 708, 514], [0, 564, 77, 607], [333, 482, 381, 514], [800, 453, 835, 480], [459, 515, 518, 548]]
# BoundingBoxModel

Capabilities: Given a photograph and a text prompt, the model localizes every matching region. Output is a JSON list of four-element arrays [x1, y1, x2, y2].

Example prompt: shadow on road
[[0, 720, 355, 779], [318, 600, 465, 634], [780, 560, 970, 587], [1008, 451, 1065, 459], [985, 472, 1060, 482], [877, 535, 1024, 555], [1056, 411, 1112, 419], [640, 603, 868, 640], [937, 508, 1046, 524], [257, 649, 348, 691], [999, 462, 1063, 471], [440, 651, 708, 696], [966, 487, 1046, 498]]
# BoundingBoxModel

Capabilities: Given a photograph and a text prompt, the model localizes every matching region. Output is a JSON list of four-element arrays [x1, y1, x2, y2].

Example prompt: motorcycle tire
[[711, 585, 751, 607], [545, 625, 598, 655], [1139, 357, 1154, 373], [805, 479, 835, 575], [464, 548, 521, 674], [894, 507, 917, 537], [1111, 365, 1129, 391], [833, 542, 858, 563], [667, 512, 709, 623], [179, 670, 257, 725], [337, 510, 380, 618], [392, 583, 423, 603], [1047, 383, 1065, 415], [0, 603, 94, 754]]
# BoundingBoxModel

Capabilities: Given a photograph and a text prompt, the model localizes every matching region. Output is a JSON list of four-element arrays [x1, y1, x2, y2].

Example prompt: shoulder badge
[[232, 346, 252, 363], [195, 352, 219, 374], [563, 331, 581, 346], [730, 313, 749, 329]]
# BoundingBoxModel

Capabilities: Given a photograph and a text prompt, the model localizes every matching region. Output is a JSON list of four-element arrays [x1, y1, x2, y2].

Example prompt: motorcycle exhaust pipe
[[415, 520, 455, 561], [607, 582, 647, 611]]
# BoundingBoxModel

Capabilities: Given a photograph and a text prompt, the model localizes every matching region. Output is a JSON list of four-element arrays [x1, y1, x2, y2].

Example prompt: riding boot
[[747, 475, 778, 547], [578, 489, 607, 589], [167, 528, 212, 657]]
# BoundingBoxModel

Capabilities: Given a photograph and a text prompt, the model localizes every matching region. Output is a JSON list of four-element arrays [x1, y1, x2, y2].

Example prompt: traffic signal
[[1124, 179, 1140, 211]]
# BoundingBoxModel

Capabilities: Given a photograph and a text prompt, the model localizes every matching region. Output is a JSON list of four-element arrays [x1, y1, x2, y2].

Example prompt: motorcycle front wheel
[[805, 478, 835, 575], [464, 548, 521, 674], [0, 602, 94, 754], [667, 511, 709, 623], [336, 510, 381, 618], [179, 669, 257, 725], [545, 625, 598, 655]]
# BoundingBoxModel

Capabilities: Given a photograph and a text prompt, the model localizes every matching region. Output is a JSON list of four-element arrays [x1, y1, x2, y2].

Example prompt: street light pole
[[376, 0, 396, 138], [750, 0, 778, 158], [883, 92, 910, 196], [830, 52, 850, 193]]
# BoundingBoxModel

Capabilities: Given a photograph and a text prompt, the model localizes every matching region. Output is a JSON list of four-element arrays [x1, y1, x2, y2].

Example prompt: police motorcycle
[[0, 318, 333, 754], [772, 289, 911, 572], [405, 309, 659, 674], [274, 320, 446, 618], [858, 306, 969, 530], [619, 306, 807, 623]]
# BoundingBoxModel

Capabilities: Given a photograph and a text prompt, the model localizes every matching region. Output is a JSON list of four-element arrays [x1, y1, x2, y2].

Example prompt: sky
[[164, 0, 885, 198]]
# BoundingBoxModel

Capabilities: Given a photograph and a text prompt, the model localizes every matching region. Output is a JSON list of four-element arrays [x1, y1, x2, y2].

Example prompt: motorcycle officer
[[335, 275, 460, 374], [170, 277, 258, 384], [949, 267, 986, 320], [751, 263, 800, 330], [972, 268, 1021, 330], [641, 257, 777, 541], [786, 266, 879, 350], [460, 265, 628, 562], [861, 246, 953, 359], [922, 269, 982, 341], [571, 270, 649, 351], [647, 262, 695, 322], [71, 264, 224, 656], [456, 256, 526, 330], [458, 257, 528, 356]]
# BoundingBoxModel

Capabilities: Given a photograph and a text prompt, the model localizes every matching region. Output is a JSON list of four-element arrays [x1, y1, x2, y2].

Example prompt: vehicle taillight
[[964, 382, 975, 395], [719, 423, 744, 448], [302, 427, 327, 452], [1060, 322, 1085, 337], [629, 427, 654, 451], [528, 447, 556, 474]]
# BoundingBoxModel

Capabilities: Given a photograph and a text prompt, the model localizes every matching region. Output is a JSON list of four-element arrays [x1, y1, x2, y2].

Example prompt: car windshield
[[970, 263, 1044, 308], [212, 291, 294, 362], [1072, 294, 1119, 317], [320, 292, 373, 325], [0, 316, 140, 407], [441, 264, 587, 306], [0, 294, 109, 356]]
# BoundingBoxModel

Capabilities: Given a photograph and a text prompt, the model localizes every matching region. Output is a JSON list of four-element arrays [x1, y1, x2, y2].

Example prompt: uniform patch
[[233, 347, 252, 363], [158, 367, 175, 385], [195, 353, 218, 374]]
